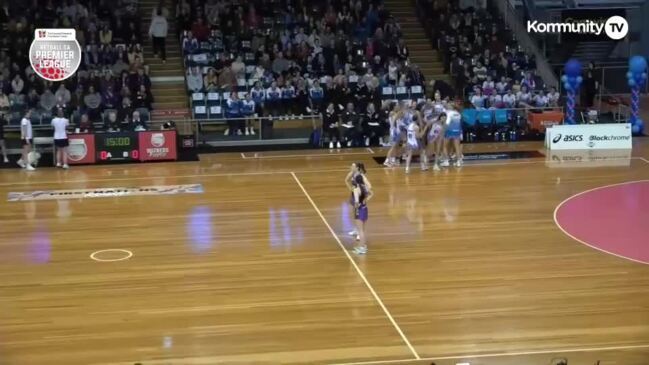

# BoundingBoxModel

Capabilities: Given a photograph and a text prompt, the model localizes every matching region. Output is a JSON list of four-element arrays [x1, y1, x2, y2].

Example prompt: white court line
[[240, 152, 247, 159], [553, 180, 649, 266], [241, 151, 374, 159], [329, 343, 649, 365], [90, 249, 133, 262], [0, 156, 645, 188], [290, 172, 420, 360], [366, 147, 375, 154]]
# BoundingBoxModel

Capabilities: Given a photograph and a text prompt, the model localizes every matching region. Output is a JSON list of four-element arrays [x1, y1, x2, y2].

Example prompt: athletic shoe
[[250, 128, 255, 135], [353, 246, 367, 255], [25, 164, 35, 171], [383, 160, 393, 167], [440, 160, 450, 167], [329, 141, 334, 149], [405, 167, 410, 174], [348, 230, 358, 237], [17, 159, 25, 168], [455, 160, 463, 167], [432, 164, 441, 171], [62, 164, 69, 169], [56, 163, 61, 168], [223, 128, 229, 136], [336, 141, 341, 149], [421, 165, 429, 171], [365, 137, 370, 146], [3, 157, 8, 163], [237, 129, 243, 135], [245, 128, 250, 136]]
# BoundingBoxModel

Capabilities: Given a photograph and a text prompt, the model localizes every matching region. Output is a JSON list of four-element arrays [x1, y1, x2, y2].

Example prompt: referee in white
[[18, 109, 35, 171], [51, 108, 70, 169]]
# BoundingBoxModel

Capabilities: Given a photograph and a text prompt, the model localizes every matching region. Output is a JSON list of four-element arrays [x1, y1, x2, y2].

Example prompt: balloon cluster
[[627, 55, 647, 134], [561, 59, 582, 125]]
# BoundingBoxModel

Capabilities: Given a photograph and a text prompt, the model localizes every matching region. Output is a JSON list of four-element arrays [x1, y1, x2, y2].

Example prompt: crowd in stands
[[418, 0, 560, 110], [180, 0, 427, 144], [0, 0, 153, 131]]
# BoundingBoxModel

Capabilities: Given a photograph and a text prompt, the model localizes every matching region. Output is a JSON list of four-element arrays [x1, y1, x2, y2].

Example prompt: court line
[[328, 343, 649, 365], [553, 180, 649, 266], [367, 147, 375, 154], [89, 249, 133, 262], [0, 156, 645, 188], [241, 150, 375, 159], [290, 172, 420, 360]]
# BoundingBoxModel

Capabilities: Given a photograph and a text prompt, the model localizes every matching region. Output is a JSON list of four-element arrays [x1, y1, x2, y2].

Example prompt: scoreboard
[[95, 132, 140, 161]]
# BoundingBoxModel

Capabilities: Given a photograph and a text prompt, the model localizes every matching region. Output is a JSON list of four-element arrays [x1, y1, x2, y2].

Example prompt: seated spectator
[[78, 113, 93, 133], [11, 74, 24, 95], [105, 110, 120, 131], [495, 76, 509, 94], [204, 68, 219, 92], [102, 86, 119, 110], [533, 90, 548, 108], [83, 86, 102, 122], [470, 88, 486, 109], [548, 87, 560, 107], [191, 17, 209, 42], [182, 32, 199, 54], [516, 85, 532, 107], [40, 88, 56, 113], [0, 92, 9, 112], [503, 89, 516, 108], [118, 97, 134, 125], [132, 110, 147, 131], [186, 66, 204, 93], [134, 84, 153, 110]]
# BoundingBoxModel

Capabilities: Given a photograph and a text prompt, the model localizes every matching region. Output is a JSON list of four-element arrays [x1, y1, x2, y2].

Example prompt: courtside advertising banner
[[546, 123, 632, 150], [138, 131, 178, 161], [545, 149, 632, 168], [67, 134, 96, 165], [29, 29, 81, 81]]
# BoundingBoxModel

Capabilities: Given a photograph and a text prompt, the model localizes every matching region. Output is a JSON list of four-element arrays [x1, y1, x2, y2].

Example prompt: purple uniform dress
[[352, 174, 369, 222]]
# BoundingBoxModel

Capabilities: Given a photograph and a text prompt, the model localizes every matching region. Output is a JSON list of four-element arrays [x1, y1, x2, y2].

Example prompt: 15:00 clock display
[[95, 132, 140, 162]]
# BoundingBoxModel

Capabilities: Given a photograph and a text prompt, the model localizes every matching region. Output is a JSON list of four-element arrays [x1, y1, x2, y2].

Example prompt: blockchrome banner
[[546, 123, 632, 150]]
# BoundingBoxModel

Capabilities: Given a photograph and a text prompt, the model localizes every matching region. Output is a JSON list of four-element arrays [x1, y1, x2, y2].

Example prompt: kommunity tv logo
[[527, 15, 628, 40]]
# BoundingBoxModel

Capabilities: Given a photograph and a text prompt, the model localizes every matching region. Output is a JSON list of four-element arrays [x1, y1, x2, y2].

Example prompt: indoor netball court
[[0, 140, 648, 365]]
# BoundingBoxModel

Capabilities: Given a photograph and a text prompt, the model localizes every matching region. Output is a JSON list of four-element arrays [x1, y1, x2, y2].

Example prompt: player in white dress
[[404, 111, 427, 174]]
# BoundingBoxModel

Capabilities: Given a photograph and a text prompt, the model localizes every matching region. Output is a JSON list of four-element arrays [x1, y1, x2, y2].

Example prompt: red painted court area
[[555, 181, 649, 264]]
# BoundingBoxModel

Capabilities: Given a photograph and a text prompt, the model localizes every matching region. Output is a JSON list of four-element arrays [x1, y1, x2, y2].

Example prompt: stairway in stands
[[384, 0, 450, 85], [139, 0, 189, 122]]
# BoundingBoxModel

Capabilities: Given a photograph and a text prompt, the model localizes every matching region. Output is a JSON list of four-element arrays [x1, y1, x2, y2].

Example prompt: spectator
[[134, 84, 153, 110], [132, 110, 147, 131], [117, 97, 133, 125], [272, 52, 290, 75], [323, 103, 341, 149], [340, 102, 358, 146], [83, 86, 102, 121], [11, 74, 24, 95], [241, 93, 256, 135], [0, 92, 9, 112], [149, 8, 168, 63], [204, 68, 219, 92], [225, 92, 241, 135], [470, 88, 486, 109], [191, 17, 209, 42], [78, 113, 93, 133], [40, 88, 56, 112], [186, 66, 204, 92]]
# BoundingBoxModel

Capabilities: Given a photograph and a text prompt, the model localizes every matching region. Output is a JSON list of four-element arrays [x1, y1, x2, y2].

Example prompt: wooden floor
[[0, 140, 648, 365]]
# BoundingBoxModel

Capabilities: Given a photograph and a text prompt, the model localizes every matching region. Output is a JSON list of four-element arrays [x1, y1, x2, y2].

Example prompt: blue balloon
[[577, 76, 583, 83], [561, 75, 568, 82], [629, 56, 648, 74], [564, 82, 572, 91], [565, 59, 582, 77], [627, 72, 634, 79], [632, 124, 640, 134], [643, 72, 648, 80], [629, 79, 636, 87]]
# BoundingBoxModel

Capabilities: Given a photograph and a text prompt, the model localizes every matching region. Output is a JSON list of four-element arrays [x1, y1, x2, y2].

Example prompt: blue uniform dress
[[444, 110, 462, 139]]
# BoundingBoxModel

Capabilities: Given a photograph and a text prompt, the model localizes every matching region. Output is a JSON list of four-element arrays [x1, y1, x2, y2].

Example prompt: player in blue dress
[[384, 104, 403, 167], [442, 104, 463, 167]]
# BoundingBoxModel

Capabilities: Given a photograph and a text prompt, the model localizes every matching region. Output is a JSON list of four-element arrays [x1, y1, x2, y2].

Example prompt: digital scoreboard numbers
[[96, 132, 140, 162]]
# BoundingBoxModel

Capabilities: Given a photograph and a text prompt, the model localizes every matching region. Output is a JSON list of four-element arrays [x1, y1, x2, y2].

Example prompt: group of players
[[384, 91, 463, 173]]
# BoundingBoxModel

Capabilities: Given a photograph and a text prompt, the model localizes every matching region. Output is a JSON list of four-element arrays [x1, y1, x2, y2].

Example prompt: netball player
[[442, 104, 463, 167], [384, 104, 403, 167], [18, 109, 35, 171], [345, 162, 372, 241], [52, 108, 70, 169], [404, 111, 427, 173], [351, 167, 373, 255], [425, 112, 446, 171]]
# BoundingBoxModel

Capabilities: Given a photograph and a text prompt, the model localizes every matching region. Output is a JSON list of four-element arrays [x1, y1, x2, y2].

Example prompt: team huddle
[[384, 92, 463, 173]]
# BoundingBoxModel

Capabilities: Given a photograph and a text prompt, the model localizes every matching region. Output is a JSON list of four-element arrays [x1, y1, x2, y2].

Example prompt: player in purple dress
[[351, 165, 373, 254]]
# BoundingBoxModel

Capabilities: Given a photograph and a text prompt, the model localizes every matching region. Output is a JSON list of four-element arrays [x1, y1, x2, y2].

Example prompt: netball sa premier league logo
[[29, 29, 81, 81]]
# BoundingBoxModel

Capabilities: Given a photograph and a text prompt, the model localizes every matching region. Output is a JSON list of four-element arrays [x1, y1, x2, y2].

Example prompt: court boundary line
[[290, 172, 420, 360], [240, 150, 375, 160], [328, 343, 649, 365], [0, 156, 646, 188], [553, 180, 649, 266]]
